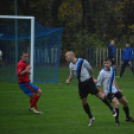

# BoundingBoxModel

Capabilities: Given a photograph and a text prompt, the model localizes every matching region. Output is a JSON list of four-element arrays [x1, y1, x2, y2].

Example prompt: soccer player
[[65, 51, 116, 127], [120, 43, 134, 77], [17, 51, 43, 114], [107, 40, 118, 76], [97, 58, 134, 125]]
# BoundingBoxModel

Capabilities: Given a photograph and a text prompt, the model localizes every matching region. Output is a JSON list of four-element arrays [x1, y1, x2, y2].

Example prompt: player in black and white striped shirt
[[65, 51, 116, 127], [97, 58, 134, 126]]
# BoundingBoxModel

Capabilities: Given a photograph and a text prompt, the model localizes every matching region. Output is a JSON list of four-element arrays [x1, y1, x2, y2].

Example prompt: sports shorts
[[78, 77, 99, 99], [19, 83, 39, 96], [107, 91, 123, 102]]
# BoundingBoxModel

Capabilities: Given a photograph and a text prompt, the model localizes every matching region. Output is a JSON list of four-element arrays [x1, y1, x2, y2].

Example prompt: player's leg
[[119, 96, 134, 122], [95, 92, 113, 110], [29, 93, 38, 111], [30, 88, 42, 110], [112, 97, 120, 125], [81, 98, 93, 119], [128, 63, 134, 75], [120, 62, 127, 77], [19, 83, 42, 113], [95, 92, 116, 117], [78, 80, 95, 127], [81, 98, 95, 127], [88, 78, 115, 116], [107, 93, 120, 125]]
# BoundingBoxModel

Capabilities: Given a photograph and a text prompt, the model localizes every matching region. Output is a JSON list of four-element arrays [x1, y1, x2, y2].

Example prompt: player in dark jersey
[[107, 40, 118, 76], [65, 51, 116, 127], [120, 43, 134, 77], [17, 51, 43, 114]]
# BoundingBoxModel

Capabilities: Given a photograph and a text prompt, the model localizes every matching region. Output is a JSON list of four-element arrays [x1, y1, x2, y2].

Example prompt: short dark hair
[[21, 51, 28, 56], [104, 58, 112, 62], [126, 43, 130, 45]]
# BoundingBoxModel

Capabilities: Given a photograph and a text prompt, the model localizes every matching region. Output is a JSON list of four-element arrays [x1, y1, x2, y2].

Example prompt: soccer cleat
[[126, 117, 134, 122], [28, 107, 34, 111], [115, 121, 121, 126], [33, 108, 44, 114], [88, 117, 95, 127], [111, 108, 117, 117]]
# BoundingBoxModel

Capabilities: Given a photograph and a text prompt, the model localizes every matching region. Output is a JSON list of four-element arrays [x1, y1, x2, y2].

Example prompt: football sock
[[30, 99, 38, 110], [30, 95, 40, 109], [83, 103, 93, 119], [123, 106, 130, 118], [102, 97, 113, 110], [115, 108, 119, 121]]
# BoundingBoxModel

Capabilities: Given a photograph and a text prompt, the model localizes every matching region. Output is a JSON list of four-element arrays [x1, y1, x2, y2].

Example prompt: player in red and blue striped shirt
[[17, 51, 43, 114]]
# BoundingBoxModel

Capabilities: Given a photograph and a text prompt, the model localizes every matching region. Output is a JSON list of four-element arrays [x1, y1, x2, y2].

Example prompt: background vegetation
[[1, 0, 134, 49]]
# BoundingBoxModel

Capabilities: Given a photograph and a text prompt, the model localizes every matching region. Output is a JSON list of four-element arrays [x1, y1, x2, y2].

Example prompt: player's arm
[[66, 67, 75, 84], [83, 60, 97, 83], [96, 71, 104, 94], [129, 49, 133, 63], [18, 65, 31, 76], [89, 69, 97, 83], [114, 80, 122, 94], [66, 75, 75, 84]]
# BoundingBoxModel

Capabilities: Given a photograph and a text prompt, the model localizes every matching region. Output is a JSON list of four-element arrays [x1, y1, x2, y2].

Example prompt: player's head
[[65, 51, 75, 63], [126, 43, 130, 48], [110, 40, 115, 45], [21, 51, 28, 62], [104, 58, 112, 69]]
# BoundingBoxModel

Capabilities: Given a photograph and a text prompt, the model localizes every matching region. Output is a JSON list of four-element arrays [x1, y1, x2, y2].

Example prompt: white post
[[96, 48, 97, 67], [103, 48, 105, 63], [120, 48, 122, 67], [30, 17, 35, 83], [100, 49, 101, 67], [116, 49, 118, 67]]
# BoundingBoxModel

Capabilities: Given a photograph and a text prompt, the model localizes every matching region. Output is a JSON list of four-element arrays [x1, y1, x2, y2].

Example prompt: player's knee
[[123, 100, 128, 107], [81, 99, 87, 105], [115, 101, 120, 108], [37, 89, 42, 96], [95, 92, 102, 99]]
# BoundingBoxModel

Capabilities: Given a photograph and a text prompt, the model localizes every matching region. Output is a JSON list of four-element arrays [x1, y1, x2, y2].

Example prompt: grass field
[[0, 68, 134, 134]]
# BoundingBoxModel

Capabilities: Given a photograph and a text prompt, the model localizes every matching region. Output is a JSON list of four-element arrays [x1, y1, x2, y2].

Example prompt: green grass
[[0, 69, 134, 134]]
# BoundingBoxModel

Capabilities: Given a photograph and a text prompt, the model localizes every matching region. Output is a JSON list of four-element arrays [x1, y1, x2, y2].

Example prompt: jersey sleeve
[[17, 63, 25, 76], [83, 59, 92, 70], [96, 70, 103, 87], [69, 64, 75, 76], [130, 49, 133, 61]]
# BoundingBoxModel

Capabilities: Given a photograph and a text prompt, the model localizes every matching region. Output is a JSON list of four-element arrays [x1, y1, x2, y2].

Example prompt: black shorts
[[78, 77, 99, 99], [109, 58, 116, 65], [107, 91, 123, 102]]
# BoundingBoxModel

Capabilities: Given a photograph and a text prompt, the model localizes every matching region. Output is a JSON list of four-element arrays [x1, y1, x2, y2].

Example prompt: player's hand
[[66, 79, 70, 84], [28, 72, 31, 75], [26, 65, 31, 71], [121, 61, 124, 64], [93, 78, 97, 83], [118, 90, 123, 94], [112, 58, 115, 61], [128, 61, 131, 65]]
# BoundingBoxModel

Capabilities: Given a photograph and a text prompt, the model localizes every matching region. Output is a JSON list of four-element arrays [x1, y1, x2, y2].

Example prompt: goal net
[[0, 15, 63, 83]]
